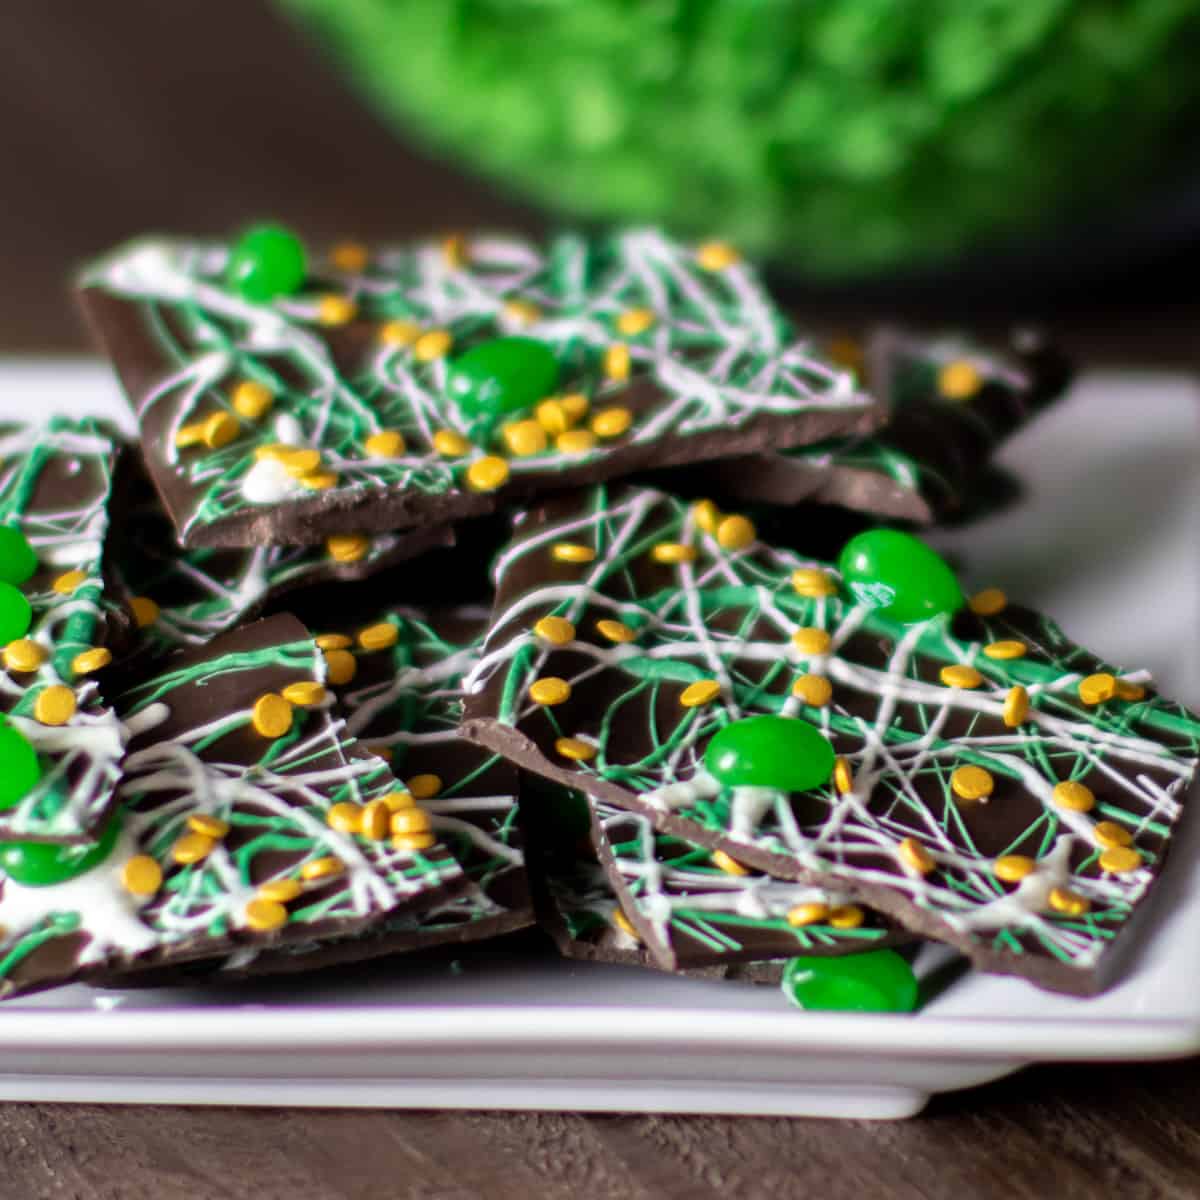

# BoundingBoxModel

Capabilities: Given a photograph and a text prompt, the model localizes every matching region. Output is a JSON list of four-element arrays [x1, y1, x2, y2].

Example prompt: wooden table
[[1, 5, 1197, 1196]]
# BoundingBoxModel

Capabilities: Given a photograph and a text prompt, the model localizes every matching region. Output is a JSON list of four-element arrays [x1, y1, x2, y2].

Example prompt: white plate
[[0, 360, 1196, 1120]]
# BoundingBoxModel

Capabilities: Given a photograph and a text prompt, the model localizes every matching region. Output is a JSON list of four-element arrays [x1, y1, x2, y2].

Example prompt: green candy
[[227, 224, 307, 303], [0, 527, 37, 586], [446, 336, 559, 422], [838, 529, 963, 624], [781, 949, 919, 1014], [704, 714, 835, 793], [0, 720, 40, 810], [0, 816, 121, 887], [0, 581, 31, 644]]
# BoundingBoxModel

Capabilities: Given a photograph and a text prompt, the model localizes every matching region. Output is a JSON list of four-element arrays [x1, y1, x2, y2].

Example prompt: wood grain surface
[[0, 4, 1198, 1197]]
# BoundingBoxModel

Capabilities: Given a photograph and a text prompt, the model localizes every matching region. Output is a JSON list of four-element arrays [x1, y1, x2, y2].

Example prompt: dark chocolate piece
[[461, 485, 1200, 994], [78, 232, 882, 547]]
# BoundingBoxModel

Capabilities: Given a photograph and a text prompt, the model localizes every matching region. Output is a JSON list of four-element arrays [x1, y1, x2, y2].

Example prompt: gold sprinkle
[[187, 814, 230, 840], [280, 448, 322, 477], [34, 685, 75, 726], [1115, 679, 1147, 702], [1052, 780, 1095, 813], [502, 299, 541, 326], [825, 336, 863, 372], [466, 456, 510, 492], [535, 399, 572, 437], [559, 394, 589, 423], [130, 596, 160, 628], [502, 420, 548, 457], [696, 241, 740, 271], [529, 676, 572, 706], [414, 329, 453, 362], [300, 857, 345, 882], [360, 798, 392, 841], [786, 902, 830, 927], [993, 855, 1036, 883], [407, 774, 442, 800], [968, 588, 1007, 616], [244, 898, 288, 932], [590, 407, 633, 439], [326, 802, 363, 835], [258, 878, 303, 903], [299, 470, 338, 491], [938, 360, 983, 400], [326, 533, 371, 564], [555, 737, 596, 762], [368, 746, 392, 761], [940, 664, 984, 689], [202, 411, 240, 450], [172, 832, 215, 865], [315, 633, 352, 651], [364, 430, 406, 458], [651, 542, 697, 565], [534, 615, 576, 645], [382, 791, 416, 812], [253, 443, 291, 462], [712, 850, 750, 876], [792, 627, 831, 657], [174, 423, 205, 449], [1003, 685, 1030, 727], [951, 765, 994, 801], [391, 808, 432, 837], [679, 679, 722, 708], [251, 693, 293, 739], [833, 756, 854, 795], [792, 674, 833, 707], [984, 640, 1027, 660], [323, 648, 357, 686], [691, 499, 721, 535], [121, 855, 163, 897], [1099, 846, 1143, 874], [441, 234, 468, 268], [828, 904, 864, 930], [595, 618, 636, 643], [330, 241, 368, 272], [282, 680, 326, 707], [552, 542, 595, 564], [716, 514, 756, 551], [1048, 887, 1090, 917], [616, 307, 656, 336], [555, 429, 597, 455], [393, 831, 437, 852], [898, 836, 935, 876], [379, 319, 420, 347], [612, 908, 639, 940], [603, 343, 631, 382], [4, 639, 46, 673], [1094, 821, 1133, 849], [432, 428, 470, 457], [358, 622, 399, 652], [71, 647, 112, 676], [232, 380, 274, 421], [791, 567, 837, 599], [52, 569, 87, 595], [1078, 673, 1117, 706]]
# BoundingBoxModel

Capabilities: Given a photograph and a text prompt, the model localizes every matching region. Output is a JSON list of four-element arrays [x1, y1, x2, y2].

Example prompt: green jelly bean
[[0, 720, 40, 810], [838, 528, 964, 624], [227, 224, 307, 302], [446, 336, 559, 421], [0, 816, 122, 887], [0, 581, 32, 644], [0, 527, 37, 586], [781, 948, 919, 1013], [705, 714, 835, 792]]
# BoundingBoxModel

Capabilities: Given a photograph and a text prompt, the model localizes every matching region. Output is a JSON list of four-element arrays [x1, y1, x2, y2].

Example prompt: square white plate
[[0, 360, 1196, 1119]]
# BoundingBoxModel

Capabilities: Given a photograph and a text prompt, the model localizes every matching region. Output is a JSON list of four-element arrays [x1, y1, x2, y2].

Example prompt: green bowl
[[280, 0, 1200, 279]]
